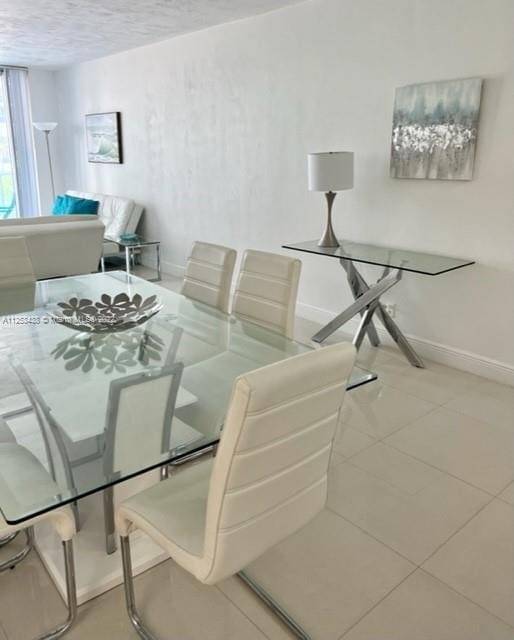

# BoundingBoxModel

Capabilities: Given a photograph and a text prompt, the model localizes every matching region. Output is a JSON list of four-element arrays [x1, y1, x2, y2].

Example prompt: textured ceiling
[[0, 0, 305, 68]]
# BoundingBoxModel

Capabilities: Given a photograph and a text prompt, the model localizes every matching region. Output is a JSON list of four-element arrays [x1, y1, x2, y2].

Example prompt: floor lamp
[[33, 122, 58, 201]]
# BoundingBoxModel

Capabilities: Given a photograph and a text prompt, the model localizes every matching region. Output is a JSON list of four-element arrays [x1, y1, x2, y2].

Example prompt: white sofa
[[0, 215, 104, 280], [65, 191, 144, 258]]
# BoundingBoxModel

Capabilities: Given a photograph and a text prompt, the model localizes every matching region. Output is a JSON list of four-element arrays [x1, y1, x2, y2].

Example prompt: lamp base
[[318, 191, 340, 248]]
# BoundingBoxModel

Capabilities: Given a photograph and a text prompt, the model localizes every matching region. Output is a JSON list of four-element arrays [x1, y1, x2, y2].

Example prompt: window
[[0, 67, 40, 218]]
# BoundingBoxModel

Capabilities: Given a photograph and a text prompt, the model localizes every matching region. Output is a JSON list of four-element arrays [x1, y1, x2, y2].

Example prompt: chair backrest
[[232, 250, 301, 339], [11, 361, 75, 494], [198, 342, 355, 584], [103, 363, 183, 477], [0, 236, 34, 283], [181, 241, 236, 314]]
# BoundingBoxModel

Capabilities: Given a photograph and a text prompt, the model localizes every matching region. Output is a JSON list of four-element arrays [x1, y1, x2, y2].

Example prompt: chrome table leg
[[103, 486, 117, 555], [125, 247, 132, 278], [155, 244, 161, 282], [311, 262, 425, 368], [352, 300, 380, 351], [375, 303, 425, 368], [312, 270, 401, 343], [341, 260, 380, 347]]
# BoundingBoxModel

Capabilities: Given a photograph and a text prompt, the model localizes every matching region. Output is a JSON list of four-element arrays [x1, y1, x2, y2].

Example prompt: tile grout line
[[382, 436, 506, 499], [337, 565, 419, 639], [340, 404, 508, 500], [416, 568, 514, 632], [325, 506, 417, 567]]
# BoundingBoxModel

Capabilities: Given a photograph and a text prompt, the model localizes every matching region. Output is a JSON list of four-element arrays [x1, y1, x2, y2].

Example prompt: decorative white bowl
[[49, 292, 162, 334]]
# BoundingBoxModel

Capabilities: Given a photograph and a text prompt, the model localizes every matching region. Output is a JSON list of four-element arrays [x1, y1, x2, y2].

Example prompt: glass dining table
[[0, 271, 374, 533]]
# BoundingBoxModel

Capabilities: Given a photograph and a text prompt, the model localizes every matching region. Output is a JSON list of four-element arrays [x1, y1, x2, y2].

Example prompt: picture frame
[[390, 78, 483, 181], [85, 111, 123, 164]]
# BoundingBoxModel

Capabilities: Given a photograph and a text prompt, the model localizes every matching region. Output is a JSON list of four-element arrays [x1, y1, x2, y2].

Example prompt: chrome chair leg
[[120, 533, 311, 640], [0, 532, 76, 638], [238, 571, 313, 640], [0, 531, 18, 547], [35, 539, 77, 640], [120, 535, 158, 640], [0, 528, 33, 572]]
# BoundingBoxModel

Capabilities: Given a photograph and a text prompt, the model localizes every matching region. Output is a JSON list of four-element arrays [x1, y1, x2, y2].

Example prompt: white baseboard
[[143, 259, 513, 385], [297, 301, 514, 386], [140, 256, 184, 279]]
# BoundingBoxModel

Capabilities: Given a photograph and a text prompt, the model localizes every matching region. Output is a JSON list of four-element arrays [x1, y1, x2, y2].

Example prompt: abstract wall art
[[86, 112, 123, 164], [390, 78, 482, 180]]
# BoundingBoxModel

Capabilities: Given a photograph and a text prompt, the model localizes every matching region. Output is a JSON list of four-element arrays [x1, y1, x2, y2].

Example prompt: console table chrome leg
[[342, 260, 380, 347], [353, 301, 380, 350], [375, 303, 425, 368], [312, 271, 401, 343], [311, 264, 425, 368]]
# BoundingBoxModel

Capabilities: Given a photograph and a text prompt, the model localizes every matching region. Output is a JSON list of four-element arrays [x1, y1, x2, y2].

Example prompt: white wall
[[54, 0, 514, 380], [28, 68, 62, 213]]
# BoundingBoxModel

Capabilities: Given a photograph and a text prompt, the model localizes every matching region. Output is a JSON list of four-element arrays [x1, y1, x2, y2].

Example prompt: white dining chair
[[116, 342, 356, 640], [232, 249, 301, 338], [181, 241, 237, 313], [0, 418, 17, 548], [0, 442, 77, 639], [102, 362, 185, 554], [0, 236, 36, 315]]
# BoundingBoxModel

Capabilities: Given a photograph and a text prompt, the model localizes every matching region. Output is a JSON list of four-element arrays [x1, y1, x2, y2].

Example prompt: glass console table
[[283, 239, 475, 368]]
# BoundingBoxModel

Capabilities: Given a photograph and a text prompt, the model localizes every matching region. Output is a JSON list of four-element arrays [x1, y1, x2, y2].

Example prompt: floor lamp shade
[[307, 152, 354, 248], [33, 122, 58, 132]]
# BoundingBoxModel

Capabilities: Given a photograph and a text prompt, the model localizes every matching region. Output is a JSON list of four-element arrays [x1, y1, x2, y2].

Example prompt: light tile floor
[[0, 270, 513, 639]]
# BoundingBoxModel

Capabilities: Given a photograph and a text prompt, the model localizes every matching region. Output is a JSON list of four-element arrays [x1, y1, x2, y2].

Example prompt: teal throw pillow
[[52, 195, 66, 215], [62, 195, 99, 214]]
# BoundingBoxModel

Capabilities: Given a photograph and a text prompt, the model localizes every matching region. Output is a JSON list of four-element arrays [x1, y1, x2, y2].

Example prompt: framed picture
[[85, 112, 123, 164], [390, 78, 483, 180]]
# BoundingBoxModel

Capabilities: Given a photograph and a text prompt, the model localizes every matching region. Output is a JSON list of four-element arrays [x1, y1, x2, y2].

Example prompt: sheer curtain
[[2, 67, 39, 217]]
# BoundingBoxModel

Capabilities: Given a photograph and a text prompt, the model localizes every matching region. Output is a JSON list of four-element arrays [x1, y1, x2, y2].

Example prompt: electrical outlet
[[383, 303, 397, 319]]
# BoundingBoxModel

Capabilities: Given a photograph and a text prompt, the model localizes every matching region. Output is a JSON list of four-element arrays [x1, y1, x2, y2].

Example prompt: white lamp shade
[[308, 152, 354, 192], [33, 122, 58, 132]]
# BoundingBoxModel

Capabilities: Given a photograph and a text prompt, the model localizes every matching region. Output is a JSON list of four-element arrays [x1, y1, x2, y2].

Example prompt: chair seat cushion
[[0, 418, 15, 443], [116, 459, 213, 562]]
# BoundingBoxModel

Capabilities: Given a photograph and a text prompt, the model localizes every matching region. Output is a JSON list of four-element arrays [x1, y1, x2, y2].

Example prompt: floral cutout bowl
[[49, 292, 162, 333]]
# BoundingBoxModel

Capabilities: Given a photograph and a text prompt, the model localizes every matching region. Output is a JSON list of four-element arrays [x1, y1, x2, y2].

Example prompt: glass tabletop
[[282, 239, 474, 275], [0, 272, 372, 524], [112, 237, 160, 247]]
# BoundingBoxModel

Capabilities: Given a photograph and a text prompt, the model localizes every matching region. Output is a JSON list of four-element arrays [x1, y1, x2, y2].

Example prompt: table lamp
[[308, 151, 354, 248], [33, 122, 58, 201]]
